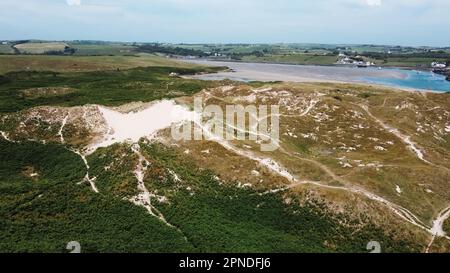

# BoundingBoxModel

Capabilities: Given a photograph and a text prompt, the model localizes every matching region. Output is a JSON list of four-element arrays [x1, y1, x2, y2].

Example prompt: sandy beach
[[184, 59, 406, 82], [183, 60, 450, 93]]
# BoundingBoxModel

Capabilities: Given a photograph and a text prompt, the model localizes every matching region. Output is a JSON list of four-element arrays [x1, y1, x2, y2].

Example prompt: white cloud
[[366, 0, 382, 6], [66, 0, 81, 6], [1, 0, 449, 46]]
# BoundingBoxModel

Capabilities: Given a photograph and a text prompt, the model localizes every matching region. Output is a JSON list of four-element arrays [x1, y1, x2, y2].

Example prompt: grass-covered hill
[[0, 54, 449, 253]]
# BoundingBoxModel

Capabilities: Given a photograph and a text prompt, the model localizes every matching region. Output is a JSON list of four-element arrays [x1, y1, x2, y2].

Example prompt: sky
[[0, 0, 449, 46]]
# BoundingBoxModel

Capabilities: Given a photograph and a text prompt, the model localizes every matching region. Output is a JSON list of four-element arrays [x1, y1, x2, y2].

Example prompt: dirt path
[[204, 114, 436, 234], [358, 104, 432, 164], [299, 99, 319, 117], [196, 114, 450, 246], [58, 113, 69, 143], [0, 131, 15, 142], [130, 144, 169, 223], [426, 206, 450, 252], [130, 144, 188, 240], [279, 149, 450, 237], [5, 99, 449, 250], [2, 125, 99, 193], [72, 150, 99, 193], [194, 116, 433, 231], [285, 151, 347, 184]]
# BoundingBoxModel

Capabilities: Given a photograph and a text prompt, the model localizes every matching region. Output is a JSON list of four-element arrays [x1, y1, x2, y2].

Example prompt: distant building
[[1, 41, 7, 45], [337, 56, 353, 65], [431, 62, 447, 69], [336, 55, 374, 67]]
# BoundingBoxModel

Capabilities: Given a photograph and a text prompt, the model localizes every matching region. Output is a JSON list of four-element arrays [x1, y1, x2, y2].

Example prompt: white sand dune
[[87, 100, 194, 153]]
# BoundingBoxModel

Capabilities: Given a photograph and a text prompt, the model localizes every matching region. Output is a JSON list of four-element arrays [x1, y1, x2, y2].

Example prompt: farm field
[[242, 54, 338, 65], [2, 41, 449, 70], [0, 54, 203, 74], [70, 43, 137, 56], [13, 42, 69, 54], [0, 44, 14, 54]]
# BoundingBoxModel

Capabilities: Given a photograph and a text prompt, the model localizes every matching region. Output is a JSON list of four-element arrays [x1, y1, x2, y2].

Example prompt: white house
[[431, 62, 447, 69], [1, 41, 7, 45]]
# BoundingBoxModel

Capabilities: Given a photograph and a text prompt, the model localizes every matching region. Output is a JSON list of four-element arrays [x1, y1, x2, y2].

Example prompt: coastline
[[178, 57, 440, 73], [181, 59, 449, 94]]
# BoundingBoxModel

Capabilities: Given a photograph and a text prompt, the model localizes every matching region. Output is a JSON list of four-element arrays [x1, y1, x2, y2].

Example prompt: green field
[[70, 44, 137, 56], [242, 54, 338, 65], [239, 54, 447, 68], [3, 41, 449, 69], [176, 43, 449, 68], [0, 54, 203, 75], [13, 42, 69, 54], [0, 65, 225, 113], [0, 140, 192, 252], [0, 44, 14, 54], [377, 57, 449, 67]]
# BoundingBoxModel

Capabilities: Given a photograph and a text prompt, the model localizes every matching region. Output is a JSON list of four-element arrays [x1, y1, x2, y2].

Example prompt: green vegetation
[[2, 41, 449, 69], [13, 42, 73, 55], [0, 44, 14, 54], [242, 54, 338, 65], [445, 218, 450, 235], [175, 43, 450, 68], [88, 143, 139, 198], [0, 138, 420, 252], [71, 44, 136, 56], [0, 54, 203, 74], [0, 65, 224, 113], [0, 41, 447, 253], [0, 140, 191, 252], [135, 143, 420, 252], [377, 57, 448, 67], [138, 44, 206, 56]]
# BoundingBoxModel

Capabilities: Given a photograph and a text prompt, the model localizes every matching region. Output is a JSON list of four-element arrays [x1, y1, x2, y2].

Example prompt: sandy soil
[[184, 59, 407, 83]]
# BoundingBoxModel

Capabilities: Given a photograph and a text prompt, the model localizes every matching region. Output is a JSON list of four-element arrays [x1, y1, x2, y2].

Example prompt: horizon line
[[1, 38, 450, 49]]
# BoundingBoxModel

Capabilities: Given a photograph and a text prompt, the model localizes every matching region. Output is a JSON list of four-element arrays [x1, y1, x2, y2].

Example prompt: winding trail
[[431, 206, 450, 238], [130, 144, 188, 240], [299, 99, 320, 117], [279, 150, 450, 236], [3, 99, 450, 251], [130, 144, 168, 223], [0, 131, 12, 142], [359, 104, 431, 164], [192, 118, 295, 182], [426, 206, 450, 252], [356, 104, 450, 250], [285, 151, 347, 184], [58, 114, 69, 143], [194, 118, 431, 230], [1, 127, 100, 194], [191, 113, 450, 245], [72, 150, 99, 193]]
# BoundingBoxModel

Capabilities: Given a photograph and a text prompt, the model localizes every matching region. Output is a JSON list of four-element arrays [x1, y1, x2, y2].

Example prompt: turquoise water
[[186, 60, 450, 92], [363, 69, 450, 93]]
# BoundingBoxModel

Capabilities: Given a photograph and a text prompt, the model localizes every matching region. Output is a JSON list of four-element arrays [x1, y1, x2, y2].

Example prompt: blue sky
[[1, 0, 449, 46]]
